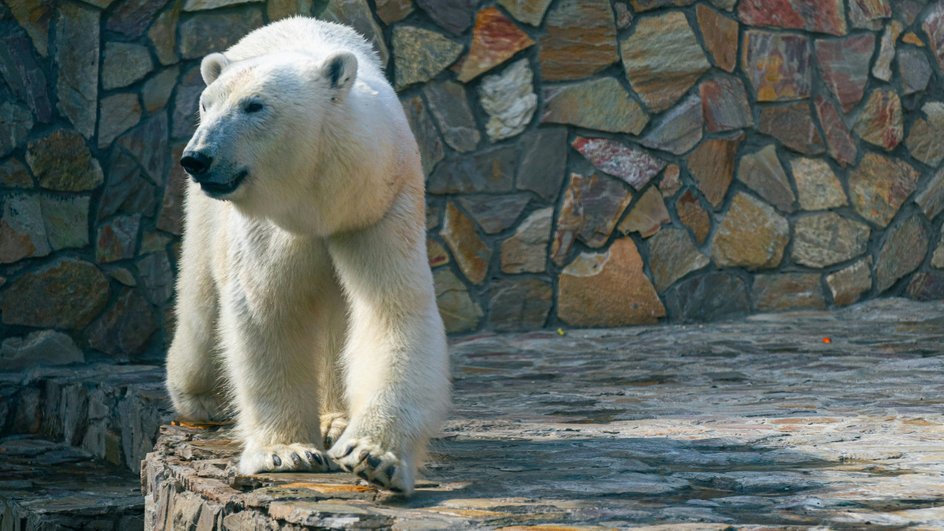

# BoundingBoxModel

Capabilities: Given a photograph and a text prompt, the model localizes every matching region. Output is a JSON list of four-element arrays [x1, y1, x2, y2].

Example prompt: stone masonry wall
[[2, 0, 944, 364]]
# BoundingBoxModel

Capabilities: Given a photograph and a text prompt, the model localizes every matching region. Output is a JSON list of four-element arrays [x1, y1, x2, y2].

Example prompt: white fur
[[165, 17, 450, 495]]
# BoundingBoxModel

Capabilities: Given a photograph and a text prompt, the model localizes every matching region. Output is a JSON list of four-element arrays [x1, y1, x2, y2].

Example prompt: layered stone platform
[[0, 435, 144, 530], [143, 299, 944, 529], [0, 364, 170, 530], [0, 364, 171, 473]]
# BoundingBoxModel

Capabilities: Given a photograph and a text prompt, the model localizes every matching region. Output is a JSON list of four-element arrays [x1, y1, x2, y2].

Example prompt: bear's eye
[[244, 101, 264, 113]]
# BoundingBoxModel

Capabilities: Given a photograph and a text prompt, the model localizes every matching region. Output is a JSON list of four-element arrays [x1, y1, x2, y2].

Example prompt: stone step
[[0, 363, 172, 474], [0, 434, 144, 530], [0, 364, 170, 530]]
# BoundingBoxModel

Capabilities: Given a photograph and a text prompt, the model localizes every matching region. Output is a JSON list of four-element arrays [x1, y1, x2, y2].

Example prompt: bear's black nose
[[180, 151, 213, 176]]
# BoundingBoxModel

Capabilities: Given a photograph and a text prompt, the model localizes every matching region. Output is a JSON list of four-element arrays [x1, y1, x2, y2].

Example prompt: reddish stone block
[[571, 137, 666, 190], [758, 102, 824, 155], [538, 0, 617, 80], [815, 34, 875, 112], [619, 187, 670, 238], [676, 190, 711, 245], [621, 12, 710, 112], [456, 7, 534, 82], [700, 76, 753, 132], [849, 153, 919, 227], [551, 173, 633, 264], [849, 0, 892, 30], [924, 1, 944, 71], [742, 30, 812, 102], [686, 133, 743, 208], [696, 4, 738, 72], [558, 238, 665, 326], [854, 89, 903, 150], [738, 0, 846, 35], [440, 202, 491, 284], [814, 96, 857, 167]]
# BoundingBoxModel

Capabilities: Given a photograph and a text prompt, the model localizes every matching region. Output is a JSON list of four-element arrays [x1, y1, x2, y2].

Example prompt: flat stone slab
[[0, 363, 171, 474], [0, 435, 144, 530], [143, 298, 944, 528]]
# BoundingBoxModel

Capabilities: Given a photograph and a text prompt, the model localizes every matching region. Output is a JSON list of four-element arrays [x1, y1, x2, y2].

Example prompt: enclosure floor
[[144, 298, 944, 529]]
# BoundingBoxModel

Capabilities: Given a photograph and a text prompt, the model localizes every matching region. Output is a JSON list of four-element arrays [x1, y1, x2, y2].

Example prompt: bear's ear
[[201, 53, 230, 85], [322, 52, 357, 93]]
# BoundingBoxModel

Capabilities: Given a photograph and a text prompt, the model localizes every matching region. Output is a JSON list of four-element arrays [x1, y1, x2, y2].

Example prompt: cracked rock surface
[[143, 298, 944, 529]]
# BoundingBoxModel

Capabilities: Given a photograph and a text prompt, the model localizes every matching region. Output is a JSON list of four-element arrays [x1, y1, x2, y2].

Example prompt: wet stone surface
[[144, 299, 944, 528]]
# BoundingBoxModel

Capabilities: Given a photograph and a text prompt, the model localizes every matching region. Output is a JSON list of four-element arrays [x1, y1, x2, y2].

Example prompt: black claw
[[356, 469, 369, 480], [306, 451, 325, 466], [272, 455, 282, 467], [384, 465, 397, 479], [356, 449, 370, 464], [340, 463, 352, 472], [325, 436, 334, 448], [338, 444, 355, 458], [390, 486, 404, 494], [366, 455, 382, 469], [290, 452, 302, 467], [370, 478, 385, 487]]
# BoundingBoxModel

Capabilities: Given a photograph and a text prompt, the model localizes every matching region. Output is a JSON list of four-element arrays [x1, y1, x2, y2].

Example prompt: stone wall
[[2, 0, 944, 362]]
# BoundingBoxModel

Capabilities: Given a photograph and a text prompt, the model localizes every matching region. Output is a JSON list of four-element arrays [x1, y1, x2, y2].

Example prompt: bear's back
[[224, 17, 384, 81]]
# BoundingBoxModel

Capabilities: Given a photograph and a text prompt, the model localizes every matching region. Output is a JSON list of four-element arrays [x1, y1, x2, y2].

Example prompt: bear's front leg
[[219, 281, 334, 475], [327, 194, 450, 495]]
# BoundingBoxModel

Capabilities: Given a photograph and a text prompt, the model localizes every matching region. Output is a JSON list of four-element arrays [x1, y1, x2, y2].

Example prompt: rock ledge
[[144, 299, 944, 529]]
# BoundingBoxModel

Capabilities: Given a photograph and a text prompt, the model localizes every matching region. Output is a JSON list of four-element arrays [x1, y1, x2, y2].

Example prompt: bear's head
[[180, 50, 358, 207]]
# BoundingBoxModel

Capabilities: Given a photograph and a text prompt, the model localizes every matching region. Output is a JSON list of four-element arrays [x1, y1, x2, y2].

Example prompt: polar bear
[[164, 17, 450, 495]]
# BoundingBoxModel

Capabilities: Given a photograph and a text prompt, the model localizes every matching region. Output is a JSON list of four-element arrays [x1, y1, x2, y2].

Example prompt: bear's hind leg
[[166, 240, 227, 422], [317, 286, 350, 450], [320, 412, 348, 450]]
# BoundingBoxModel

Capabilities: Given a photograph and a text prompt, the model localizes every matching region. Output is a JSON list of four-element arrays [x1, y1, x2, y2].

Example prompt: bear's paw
[[170, 391, 229, 423], [238, 443, 335, 475], [329, 437, 414, 495]]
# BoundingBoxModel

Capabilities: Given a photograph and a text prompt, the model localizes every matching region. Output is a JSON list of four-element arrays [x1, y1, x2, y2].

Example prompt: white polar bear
[[164, 17, 450, 495]]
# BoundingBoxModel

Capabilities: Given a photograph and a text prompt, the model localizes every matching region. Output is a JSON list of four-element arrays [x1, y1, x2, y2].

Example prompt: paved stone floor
[[145, 298, 944, 529]]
